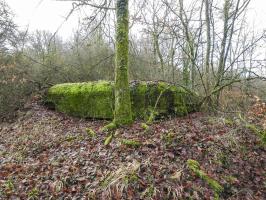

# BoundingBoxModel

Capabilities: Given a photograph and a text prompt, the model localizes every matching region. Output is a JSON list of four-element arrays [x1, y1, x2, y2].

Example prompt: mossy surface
[[187, 159, 223, 199], [46, 81, 199, 119], [47, 81, 114, 119], [121, 139, 142, 148], [86, 128, 96, 138], [114, 0, 132, 125]]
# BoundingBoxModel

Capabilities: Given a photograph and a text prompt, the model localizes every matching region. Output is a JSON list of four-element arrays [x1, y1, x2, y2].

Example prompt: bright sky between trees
[[6, 0, 266, 40]]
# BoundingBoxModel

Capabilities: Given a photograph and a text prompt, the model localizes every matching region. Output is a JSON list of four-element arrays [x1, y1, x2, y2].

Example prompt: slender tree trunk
[[183, 42, 190, 87], [170, 38, 175, 83], [179, 0, 196, 90], [205, 0, 212, 108], [153, 32, 165, 80], [113, 0, 132, 125], [215, 0, 230, 106], [152, 33, 157, 66]]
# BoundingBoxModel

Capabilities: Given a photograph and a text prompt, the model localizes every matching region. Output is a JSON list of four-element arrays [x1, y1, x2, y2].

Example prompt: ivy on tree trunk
[[113, 0, 133, 125]]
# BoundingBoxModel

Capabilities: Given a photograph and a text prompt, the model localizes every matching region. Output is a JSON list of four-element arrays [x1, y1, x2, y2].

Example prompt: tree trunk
[[215, 0, 230, 106], [183, 42, 190, 87], [205, 0, 212, 108], [113, 0, 133, 125]]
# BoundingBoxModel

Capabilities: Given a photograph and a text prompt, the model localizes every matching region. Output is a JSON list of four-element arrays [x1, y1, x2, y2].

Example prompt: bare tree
[[0, 0, 17, 54]]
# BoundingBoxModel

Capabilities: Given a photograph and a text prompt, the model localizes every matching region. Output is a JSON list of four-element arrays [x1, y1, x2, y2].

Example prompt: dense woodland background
[[1, 0, 265, 121]]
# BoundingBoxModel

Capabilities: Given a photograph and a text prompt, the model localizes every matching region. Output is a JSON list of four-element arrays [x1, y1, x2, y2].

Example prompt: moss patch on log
[[46, 81, 199, 119]]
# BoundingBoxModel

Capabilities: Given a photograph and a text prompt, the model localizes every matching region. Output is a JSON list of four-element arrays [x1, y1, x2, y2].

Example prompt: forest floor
[[0, 99, 265, 200]]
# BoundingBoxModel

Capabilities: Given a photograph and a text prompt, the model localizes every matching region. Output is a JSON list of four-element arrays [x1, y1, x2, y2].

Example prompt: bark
[[215, 0, 230, 106], [113, 0, 133, 125], [179, 0, 196, 90], [205, 0, 212, 107], [183, 42, 190, 87], [154, 32, 165, 80]]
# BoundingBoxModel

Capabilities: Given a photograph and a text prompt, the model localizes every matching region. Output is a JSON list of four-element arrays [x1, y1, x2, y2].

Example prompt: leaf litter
[[0, 101, 265, 199]]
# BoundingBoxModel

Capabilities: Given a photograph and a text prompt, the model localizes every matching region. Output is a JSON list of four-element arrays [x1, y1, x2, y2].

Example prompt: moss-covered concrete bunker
[[46, 81, 198, 119]]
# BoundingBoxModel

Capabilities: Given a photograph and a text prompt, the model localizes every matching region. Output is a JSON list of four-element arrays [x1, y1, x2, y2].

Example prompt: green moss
[[104, 134, 113, 146], [114, 0, 132, 125], [169, 86, 190, 115], [124, 173, 139, 184], [86, 128, 96, 138], [146, 110, 157, 125], [101, 122, 117, 132], [224, 118, 234, 126], [141, 123, 149, 131], [147, 82, 168, 115], [187, 159, 201, 172], [131, 82, 148, 119], [4, 179, 14, 191], [121, 139, 141, 148], [141, 185, 155, 198], [47, 81, 199, 120], [238, 114, 266, 145], [246, 124, 266, 145], [47, 81, 114, 119], [187, 159, 223, 199], [261, 131, 266, 145], [28, 188, 39, 199], [65, 135, 78, 142], [161, 132, 176, 145], [223, 175, 238, 184]]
